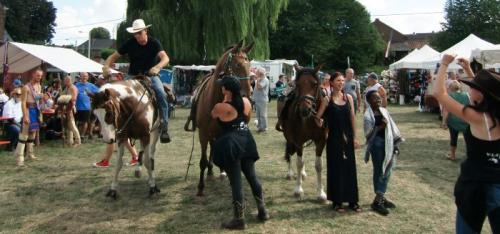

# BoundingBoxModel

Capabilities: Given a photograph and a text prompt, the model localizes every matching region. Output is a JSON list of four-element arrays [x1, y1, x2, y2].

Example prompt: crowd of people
[[2, 18, 499, 232]]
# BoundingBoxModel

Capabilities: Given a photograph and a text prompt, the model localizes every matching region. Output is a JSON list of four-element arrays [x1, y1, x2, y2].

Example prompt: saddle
[[134, 76, 176, 104]]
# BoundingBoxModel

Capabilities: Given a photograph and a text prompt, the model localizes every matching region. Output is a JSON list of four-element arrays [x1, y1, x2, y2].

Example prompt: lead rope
[[116, 86, 148, 135]]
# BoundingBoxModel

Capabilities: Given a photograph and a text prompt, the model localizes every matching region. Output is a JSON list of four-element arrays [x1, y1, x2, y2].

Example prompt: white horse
[[91, 77, 161, 199]]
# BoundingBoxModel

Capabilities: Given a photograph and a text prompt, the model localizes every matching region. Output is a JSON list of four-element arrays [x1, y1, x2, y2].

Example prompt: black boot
[[160, 122, 171, 143], [371, 194, 389, 216], [255, 196, 270, 221], [222, 201, 246, 230], [383, 196, 396, 209]]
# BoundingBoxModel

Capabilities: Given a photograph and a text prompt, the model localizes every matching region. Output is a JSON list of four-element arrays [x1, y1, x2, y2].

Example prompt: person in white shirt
[[2, 88, 23, 151]]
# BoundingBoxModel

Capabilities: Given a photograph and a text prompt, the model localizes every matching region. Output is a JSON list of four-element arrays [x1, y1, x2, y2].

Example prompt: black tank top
[[217, 101, 248, 134], [461, 127, 500, 182]]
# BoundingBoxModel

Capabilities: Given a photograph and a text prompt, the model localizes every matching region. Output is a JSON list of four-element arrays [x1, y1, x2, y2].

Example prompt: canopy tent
[[389, 45, 439, 70], [0, 42, 117, 74], [472, 44, 500, 65], [421, 34, 494, 70], [173, 65, 215, 71]]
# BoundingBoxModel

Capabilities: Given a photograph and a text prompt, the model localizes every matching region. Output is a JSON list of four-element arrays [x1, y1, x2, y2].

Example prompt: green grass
[[0, 102, 491, 233]]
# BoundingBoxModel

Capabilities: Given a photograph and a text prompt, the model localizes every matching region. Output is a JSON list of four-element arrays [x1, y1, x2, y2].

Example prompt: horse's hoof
[[196, 191, 204, 197], [134, 170, 141, 178], [148, 185, 161, 197], [105, 189, 119, 200], [301, 173, 307, 180], [207, 174, 215, 181], [294, 188, 304, 199], [317, 194, 327, 203], [219, 172, 227, 180], [286, 174, 294, 180]]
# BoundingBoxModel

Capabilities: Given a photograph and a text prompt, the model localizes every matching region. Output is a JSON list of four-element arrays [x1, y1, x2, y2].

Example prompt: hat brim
[[126, 25, 152, 33], [459, 78, 500, 101]]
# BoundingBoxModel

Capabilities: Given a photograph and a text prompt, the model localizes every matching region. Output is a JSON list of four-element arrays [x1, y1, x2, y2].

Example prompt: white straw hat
[[126, 19, 152, 33]]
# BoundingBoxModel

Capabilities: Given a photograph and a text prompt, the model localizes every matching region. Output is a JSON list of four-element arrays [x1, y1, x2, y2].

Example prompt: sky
[[50, 0, 447, 46]]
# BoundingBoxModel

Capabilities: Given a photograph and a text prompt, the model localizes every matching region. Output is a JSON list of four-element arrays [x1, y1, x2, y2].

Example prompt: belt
[[27, 103, 38, 108]]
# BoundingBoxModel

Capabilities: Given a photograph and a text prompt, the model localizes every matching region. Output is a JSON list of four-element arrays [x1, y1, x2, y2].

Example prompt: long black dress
[[324, 96, 359, 204]]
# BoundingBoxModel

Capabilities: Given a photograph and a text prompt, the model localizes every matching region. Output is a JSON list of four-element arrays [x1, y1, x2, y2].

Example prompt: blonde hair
[[449, 80, 461, 92]]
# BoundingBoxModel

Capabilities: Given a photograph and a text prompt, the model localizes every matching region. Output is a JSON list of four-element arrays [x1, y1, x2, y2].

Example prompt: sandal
[[332, 203, 345, 213], [349, 203, 362, 212]]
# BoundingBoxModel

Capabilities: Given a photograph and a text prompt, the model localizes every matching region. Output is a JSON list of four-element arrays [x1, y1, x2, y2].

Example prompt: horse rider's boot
[[160, 121, 171, 143], [15, 134, 27, 167], [255, 195, 270, 221], [222, 201, 246, 230], [26, 138, 38, 160]]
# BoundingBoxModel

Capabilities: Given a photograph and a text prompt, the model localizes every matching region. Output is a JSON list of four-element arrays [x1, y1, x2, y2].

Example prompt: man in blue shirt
[[75, 72, 99, 139]]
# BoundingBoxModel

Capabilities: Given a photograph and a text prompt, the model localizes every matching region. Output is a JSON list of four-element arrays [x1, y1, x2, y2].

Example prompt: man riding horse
[[102, 19, 171, 144]]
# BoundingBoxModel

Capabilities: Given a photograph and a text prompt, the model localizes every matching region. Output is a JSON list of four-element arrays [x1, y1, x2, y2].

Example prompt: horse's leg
[[285, 142, 295, 180], [197, 139, 208, 196], [294, 147, 305, 199], [315, 140, 327, 202], [207, 141, 214, 179], [145, 133, 160, 197], [106, 141, 124, 200]]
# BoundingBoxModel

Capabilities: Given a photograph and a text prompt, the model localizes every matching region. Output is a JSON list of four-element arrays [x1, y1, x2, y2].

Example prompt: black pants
[[449, 127, 461, 147], [225, 158, 263, 204]]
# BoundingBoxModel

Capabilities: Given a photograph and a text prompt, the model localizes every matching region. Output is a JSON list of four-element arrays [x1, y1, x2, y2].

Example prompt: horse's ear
[[232, 40, 244, 53], [314, 63, 324, 74], [242, 42, 254, 53], [104, 89, 111, 99], [293, 64, 302, 72]]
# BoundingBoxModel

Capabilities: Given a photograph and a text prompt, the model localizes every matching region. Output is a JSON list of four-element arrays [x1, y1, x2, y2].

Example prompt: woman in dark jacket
[[211, 76, 269, 230]]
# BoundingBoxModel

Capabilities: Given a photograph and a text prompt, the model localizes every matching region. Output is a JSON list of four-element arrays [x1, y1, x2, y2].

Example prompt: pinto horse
[[91, 77, 161, 199], [184, 41, 253, 196], [280, 65, 327, 201]]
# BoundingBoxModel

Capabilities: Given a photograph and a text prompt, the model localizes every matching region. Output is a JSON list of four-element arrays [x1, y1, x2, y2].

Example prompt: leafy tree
[[117, 0, 289, 65], [90, 27, 111, 39], [2, 0, 56, 44], [432, 0, 500, 51], [100, 48, 115, 60], [269, 0, 384, 72]]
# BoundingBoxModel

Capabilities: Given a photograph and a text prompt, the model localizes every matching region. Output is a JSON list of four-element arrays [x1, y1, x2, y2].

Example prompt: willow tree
[[117, 0, 289, 65]]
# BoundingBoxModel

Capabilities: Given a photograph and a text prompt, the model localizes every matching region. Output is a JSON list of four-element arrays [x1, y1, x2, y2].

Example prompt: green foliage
[[432, 0, 500, 51], [117, 0, 289, 65], [100, 48, 115, 60], [269, 0, 384, 72], [2, 0, 57, 44], [90, 27, 111, 39]]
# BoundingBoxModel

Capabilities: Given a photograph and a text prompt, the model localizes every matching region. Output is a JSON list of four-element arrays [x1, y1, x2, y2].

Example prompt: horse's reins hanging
[[115, 83, 149, 136]]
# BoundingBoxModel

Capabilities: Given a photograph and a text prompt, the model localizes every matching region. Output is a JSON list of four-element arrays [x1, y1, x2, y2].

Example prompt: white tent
[[421, 34, 494, 70], [472, 44, 500, 65], [0, 42, 117, 73], [389, 45, 439, 70]]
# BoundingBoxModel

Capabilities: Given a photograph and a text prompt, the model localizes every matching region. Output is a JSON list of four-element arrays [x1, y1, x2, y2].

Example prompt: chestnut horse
[[279, 65, 327, 201], [184, 41, 253, 196]]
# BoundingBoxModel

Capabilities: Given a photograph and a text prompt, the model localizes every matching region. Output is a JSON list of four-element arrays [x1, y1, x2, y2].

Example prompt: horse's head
[[90, 88, 120, 143], [294, 64, 323, 119], [218, 40, 254, 98]]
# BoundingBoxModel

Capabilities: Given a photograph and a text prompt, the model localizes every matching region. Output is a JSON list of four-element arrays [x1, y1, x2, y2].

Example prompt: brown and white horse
[[280, 65, 327, 201], [91, 77, 161, 199], [184, 41, 253, 196]]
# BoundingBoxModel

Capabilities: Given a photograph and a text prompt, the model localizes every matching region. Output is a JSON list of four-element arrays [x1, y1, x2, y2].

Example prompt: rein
[[115, 82, 150, 136], [221, 52, 250, 81]]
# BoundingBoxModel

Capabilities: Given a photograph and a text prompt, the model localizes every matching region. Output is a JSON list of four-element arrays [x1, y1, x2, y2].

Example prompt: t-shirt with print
[[343, 79, 360, 101], [118, 37, 163, 75]]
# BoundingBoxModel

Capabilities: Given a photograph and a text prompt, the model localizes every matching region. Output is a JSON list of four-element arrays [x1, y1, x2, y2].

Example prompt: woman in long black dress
[[211, 76, 269, 230], [316, 72, 360, 212]]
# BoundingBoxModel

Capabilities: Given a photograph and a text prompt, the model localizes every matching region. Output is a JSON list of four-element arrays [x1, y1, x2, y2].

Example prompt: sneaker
[[93, 159, 109, 168], [383, 197, 396, 209], [371, 200, 389, 216], [127, 156, 139, 166]]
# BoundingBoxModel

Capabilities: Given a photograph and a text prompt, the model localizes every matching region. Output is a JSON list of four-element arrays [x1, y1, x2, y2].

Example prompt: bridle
[[295, 73, 322, 117], [221, 52, 250, 81]]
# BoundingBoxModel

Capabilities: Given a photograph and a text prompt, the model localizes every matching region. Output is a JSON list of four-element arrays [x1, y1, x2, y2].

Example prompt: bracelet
[[441, 63, 450, 66]]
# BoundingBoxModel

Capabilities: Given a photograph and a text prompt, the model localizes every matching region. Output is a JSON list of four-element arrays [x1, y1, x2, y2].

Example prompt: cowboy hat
[[459, 69, 500, 101], [126, 19, 152, 33]]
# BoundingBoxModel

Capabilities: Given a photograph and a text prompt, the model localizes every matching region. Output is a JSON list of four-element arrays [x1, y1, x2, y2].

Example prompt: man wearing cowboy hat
[[102, 19, 171, 143], [2, 88, 23, 151]]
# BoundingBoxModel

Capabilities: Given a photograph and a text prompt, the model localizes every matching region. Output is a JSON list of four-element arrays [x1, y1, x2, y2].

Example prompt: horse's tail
[[184, 104, 197, 132]]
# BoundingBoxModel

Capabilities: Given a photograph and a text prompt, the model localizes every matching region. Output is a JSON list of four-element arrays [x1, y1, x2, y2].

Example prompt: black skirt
[[212, 130, 259, 169]]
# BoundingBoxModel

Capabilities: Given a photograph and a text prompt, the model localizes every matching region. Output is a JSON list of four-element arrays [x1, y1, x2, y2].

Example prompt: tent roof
[[173, 65, 215, 71], [0, 42, 117, 74], [421, 34, 494, 69], [389, 45, 439, 70], [472, 44, 500, 65]]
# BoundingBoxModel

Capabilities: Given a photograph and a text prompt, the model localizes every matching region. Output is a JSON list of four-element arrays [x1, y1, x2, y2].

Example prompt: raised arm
[[103, 52, 122, 78]]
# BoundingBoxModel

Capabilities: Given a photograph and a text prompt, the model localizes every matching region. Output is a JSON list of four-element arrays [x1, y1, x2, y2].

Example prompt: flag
[[384, 30, 393, 58]]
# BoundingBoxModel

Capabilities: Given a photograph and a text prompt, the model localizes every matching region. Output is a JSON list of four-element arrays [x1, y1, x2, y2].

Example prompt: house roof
[[372, 18, 407, 43], [77, 39, 116, 50]]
